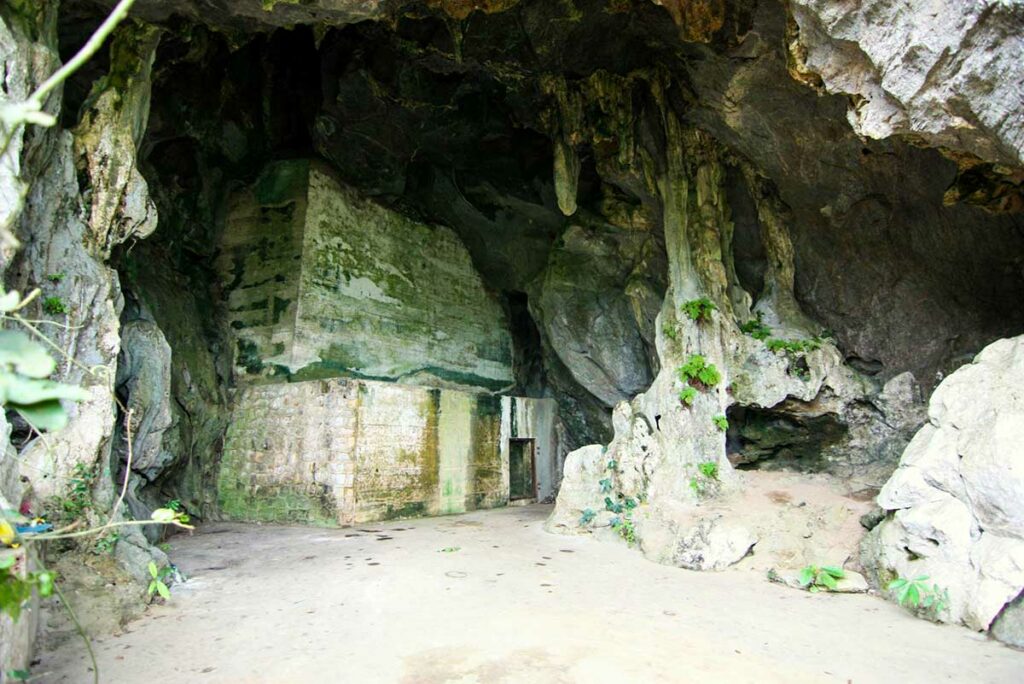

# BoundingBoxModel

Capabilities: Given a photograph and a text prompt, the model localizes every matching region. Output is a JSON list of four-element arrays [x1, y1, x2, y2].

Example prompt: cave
[[2, 0, 1024, 678]]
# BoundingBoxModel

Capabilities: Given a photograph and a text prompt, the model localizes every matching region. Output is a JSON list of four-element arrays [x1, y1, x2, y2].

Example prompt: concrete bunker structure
[[215, 160, 561, 525]]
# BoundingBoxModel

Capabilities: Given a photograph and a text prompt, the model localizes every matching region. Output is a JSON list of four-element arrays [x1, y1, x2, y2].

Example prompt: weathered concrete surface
[[219, 378, 556, 524], [218, 160, 513, 392], [863, 335, 1024, 644], [500, 396, 559, 501], [38, 506, 1024, 683]]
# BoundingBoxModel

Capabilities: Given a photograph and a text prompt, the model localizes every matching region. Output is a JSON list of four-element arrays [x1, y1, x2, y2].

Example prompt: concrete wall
[[501, 397, 560, 501], [219, 378, 557, 525], [217, 160, 514, 392]]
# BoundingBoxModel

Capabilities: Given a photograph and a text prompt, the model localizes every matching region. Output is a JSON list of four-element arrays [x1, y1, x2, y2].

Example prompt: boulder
[[863, 335, 1024, 642]]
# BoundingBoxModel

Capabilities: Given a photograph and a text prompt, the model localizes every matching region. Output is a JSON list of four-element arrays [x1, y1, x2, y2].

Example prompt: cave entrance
[[725, 405, 848, 473], [509, 438, 537, 501]]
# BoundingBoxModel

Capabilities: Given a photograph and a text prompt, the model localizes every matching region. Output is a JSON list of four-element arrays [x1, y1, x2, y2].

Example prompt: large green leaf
[[0, 372, 89, 405], [14, 400, 70, 431], [0, 331, 56, 378]]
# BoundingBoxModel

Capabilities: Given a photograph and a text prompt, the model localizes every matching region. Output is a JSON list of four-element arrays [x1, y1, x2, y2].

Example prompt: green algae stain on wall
[[438, 391, 473, 515], [470, 394, 504, 510], [218, 379, 520, 525], [351, 384, 441, 523], [219, 160, 514, 392]]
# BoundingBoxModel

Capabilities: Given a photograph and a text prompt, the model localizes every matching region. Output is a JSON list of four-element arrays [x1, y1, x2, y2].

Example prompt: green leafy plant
[[678, 354, 721, 389], [888, 575, 949, 617], [46, 272, 66, 283], [606, 459, 618, 471], [766, 337, 822, 354], [579, 509, 596, 526], [611, 514, 637, 545], [712, 414, 728, 431], [146, 561, 172, 600], [164, 499, 190, 524], [58, 463, 97, 520], [681, 297, 716, 323], [739, 314, 771, 341], [662, 323, 678, 341], [604, 497, 624, 514], [798, 564, 845, 592], [42, 296, 68, 315], [0, 550, 55, 621], [697, 461, 719, 480], [438, 546, 461, 553], [0, 321, 89, 431], [679, 386, 697, 406], [599, 478, 613, 494], [689, 460, 721, 498], [92, 533, 120, 556]]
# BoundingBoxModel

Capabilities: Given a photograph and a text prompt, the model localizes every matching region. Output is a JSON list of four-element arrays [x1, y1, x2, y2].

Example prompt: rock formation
[[863, 335, 1024, 644], [0, 0, 1022, 666]]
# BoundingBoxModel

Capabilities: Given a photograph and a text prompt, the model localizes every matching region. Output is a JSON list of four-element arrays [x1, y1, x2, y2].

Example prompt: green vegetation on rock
[[681, 297, 716, 323]]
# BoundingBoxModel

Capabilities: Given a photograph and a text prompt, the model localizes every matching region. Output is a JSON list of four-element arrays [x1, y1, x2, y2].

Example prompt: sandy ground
[[37, 505, 1023, 683]]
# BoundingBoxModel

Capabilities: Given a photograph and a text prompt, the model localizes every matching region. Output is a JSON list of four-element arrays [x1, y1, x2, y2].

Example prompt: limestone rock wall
[[219, 378, 556, 524], [789, 0, 1024, 168], [862, 335, 1024, 644], [218, 160, 514, 392]]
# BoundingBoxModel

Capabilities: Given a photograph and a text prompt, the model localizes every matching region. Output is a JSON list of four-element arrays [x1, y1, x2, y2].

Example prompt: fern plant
[[740, 314, 771, 340], [678, 354, 721, 388], [681, 297, 716, 323], [42, 296, 68, 315], [712, 415, 728, 431]]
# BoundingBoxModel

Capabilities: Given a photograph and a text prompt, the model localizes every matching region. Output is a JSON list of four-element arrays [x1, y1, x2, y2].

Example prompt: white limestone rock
[[790, 0, 1024, 167], [545, 444, 611, 535], [864, 335, 1024, 643]]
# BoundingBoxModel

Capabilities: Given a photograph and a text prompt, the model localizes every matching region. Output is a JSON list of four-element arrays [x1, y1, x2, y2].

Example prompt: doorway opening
[[509, 438, 537, 501]]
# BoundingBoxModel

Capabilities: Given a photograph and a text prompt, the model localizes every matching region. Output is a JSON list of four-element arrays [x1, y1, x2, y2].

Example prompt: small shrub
[[689, 461, 720, 498], [611, 514, 637, 545], [42, 296, 68, 315], [697, 461, 719, 480], [678, 354, 721, 389], [712, 414, 728, 431], [57, 463, 96, 520], [92, 533, 120, 556], [681, 297, 716, 323], [579, 509, 596, 526], [740, 314, 771, 341], [799, 564, 845, 592], [147, 561, 172, 600], [766, 337, 822, 354], [888, 575, 949, 618]]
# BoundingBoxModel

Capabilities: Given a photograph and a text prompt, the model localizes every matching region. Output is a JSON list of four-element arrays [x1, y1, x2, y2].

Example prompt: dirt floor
[[37, 504, 1024, 683]]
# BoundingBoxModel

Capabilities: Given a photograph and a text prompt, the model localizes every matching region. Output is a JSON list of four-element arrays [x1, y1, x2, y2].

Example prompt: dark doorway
[[509, 439, 537, 501]]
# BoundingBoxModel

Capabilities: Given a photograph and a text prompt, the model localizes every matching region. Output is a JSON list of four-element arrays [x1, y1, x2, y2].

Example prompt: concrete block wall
[[219, 378, 557, 525], [217, 160, 514, 392]]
